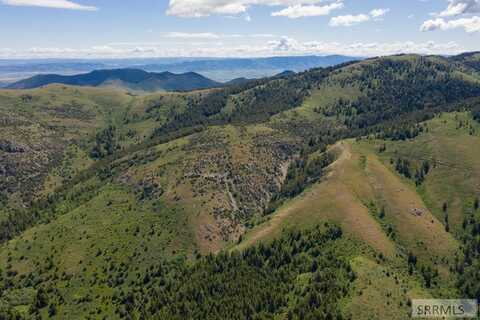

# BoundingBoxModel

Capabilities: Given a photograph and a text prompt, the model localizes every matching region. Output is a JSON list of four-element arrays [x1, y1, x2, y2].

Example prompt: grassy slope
[[344, 256, 429, 320], [369, 112, 480, 233]]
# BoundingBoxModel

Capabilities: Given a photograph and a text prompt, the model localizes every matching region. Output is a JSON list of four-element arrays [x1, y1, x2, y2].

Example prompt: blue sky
[[0, 0, 479, 58]]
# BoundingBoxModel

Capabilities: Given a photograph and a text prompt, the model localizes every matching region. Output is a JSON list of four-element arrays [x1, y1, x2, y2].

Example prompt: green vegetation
[[266, 151, 335, 215], [1, 53, 480, 319], [90, 125, 118, 159], [119, 225, 354, 319]]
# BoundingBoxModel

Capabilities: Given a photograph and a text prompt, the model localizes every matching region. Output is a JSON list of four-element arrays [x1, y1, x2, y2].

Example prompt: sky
[[0, 0, 479, 58]]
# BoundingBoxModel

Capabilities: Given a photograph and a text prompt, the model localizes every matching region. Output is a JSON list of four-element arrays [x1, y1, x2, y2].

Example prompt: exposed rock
[[0, 140, 26, 153]]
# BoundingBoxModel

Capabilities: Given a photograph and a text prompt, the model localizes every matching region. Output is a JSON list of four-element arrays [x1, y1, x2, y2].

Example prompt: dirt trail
[[237, 141, 396, 257]]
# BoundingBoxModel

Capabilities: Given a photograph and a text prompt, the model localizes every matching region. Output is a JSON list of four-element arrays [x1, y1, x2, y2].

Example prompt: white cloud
[[1, 0, 97, 10], [164, 32, 221, 39], [421, 1, 480, 33], [329, 14, 370, 26], [300, 40, 462, 57], [329, 8, 389, 27], [421, 18, 449, 31], [421, 16, 480, 32], [438, 0, 480, 17], [370, 8, 389, 19], [268, 36, 299, 51], [166, 0, 343, 18], [271, 2, 343, 18], [275, 39, 463, 57], [0, 39, 464, 59]]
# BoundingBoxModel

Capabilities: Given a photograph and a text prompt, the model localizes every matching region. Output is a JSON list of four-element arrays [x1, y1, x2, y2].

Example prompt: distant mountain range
[[0, 55, 359, 84], [0, 56, 353, 92], [6, 69, 222, 92]]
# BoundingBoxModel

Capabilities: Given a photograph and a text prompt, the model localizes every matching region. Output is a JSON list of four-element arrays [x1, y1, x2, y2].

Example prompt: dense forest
[[319, 59, 480, 139], [0, 225, 354, 319], [114, 225, 353, 319]]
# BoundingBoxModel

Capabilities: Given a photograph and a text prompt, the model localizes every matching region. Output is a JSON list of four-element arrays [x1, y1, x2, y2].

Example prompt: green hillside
[[1, 54, 480, 319]]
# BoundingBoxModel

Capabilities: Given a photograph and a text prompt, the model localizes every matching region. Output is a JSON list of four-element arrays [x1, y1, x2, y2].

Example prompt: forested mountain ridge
[[0, 53, 480, 319], [448, 51, 480, 71]]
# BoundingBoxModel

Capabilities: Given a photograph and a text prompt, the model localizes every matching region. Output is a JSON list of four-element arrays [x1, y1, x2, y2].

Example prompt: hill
[[0, 53, 480, 319], [449, 51, 480, 70], [6, 69, 222, 92]]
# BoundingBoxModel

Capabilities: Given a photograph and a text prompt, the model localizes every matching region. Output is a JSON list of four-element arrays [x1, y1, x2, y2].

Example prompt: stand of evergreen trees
[[114, 224, 354, 319], [456, 198, 480, 300], [393, 158, 431, 186], [320, 59, 480, 141], [472, 105, 480, 123]]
